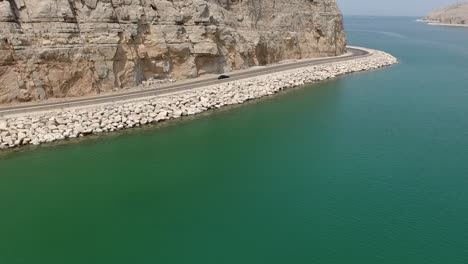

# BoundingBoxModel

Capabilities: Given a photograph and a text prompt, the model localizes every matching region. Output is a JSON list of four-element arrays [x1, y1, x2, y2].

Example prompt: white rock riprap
[[0, 49, 397, 149]]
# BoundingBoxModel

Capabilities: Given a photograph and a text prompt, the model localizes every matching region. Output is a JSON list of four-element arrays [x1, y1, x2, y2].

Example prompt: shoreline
[[0, 47, 398, 150], [428, 22, 468, 28], [417, 19, 468, 28]]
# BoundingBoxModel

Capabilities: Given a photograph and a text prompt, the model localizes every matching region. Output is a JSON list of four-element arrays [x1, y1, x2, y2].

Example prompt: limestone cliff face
[[0, 0, 346, 103], [426, 2, 468, 25]]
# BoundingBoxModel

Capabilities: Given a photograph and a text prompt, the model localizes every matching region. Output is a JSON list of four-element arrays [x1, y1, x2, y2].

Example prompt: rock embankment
[[0, 48, 397, 149]]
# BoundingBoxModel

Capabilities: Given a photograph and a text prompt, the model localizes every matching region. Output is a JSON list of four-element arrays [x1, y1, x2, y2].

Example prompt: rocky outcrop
[[0, 48, 397, 149], [424, 2, 468, 25], [0, 0, 346, 104]]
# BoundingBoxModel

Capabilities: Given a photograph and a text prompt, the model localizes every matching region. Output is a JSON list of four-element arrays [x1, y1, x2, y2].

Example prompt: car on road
[[218, 74, 230, 80]]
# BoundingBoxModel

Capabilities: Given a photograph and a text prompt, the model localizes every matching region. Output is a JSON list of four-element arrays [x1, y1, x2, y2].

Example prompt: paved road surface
[[0, 47, 370, 116]]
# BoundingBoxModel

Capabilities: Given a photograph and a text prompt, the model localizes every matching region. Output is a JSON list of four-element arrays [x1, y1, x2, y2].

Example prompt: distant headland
[[419, 2, 468, 27]]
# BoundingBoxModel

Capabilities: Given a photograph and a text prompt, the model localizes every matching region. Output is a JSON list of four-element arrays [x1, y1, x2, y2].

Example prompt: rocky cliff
[[0, 0, 346, 103], [425, 2, 468, 25]]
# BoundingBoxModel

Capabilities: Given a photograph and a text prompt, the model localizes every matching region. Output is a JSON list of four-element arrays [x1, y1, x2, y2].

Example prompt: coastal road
[[0, 47, 370, 117]]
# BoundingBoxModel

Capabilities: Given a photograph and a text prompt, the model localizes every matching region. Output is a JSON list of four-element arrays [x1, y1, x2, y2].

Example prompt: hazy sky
[[336, 0, 460, 16]]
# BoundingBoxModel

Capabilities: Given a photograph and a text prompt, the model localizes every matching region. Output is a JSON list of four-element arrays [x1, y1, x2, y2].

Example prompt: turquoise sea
[[1, 17, 468, 263]]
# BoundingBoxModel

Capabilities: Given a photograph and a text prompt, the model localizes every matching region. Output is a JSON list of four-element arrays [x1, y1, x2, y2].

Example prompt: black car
[[218, 74, 230, 80]]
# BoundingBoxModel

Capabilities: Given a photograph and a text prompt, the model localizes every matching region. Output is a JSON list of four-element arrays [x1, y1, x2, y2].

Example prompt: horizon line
[[343, 14, 424, 18]]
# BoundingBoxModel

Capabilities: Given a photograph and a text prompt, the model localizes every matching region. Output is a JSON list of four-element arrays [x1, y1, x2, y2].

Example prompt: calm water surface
[[1, 17, 468, 263]]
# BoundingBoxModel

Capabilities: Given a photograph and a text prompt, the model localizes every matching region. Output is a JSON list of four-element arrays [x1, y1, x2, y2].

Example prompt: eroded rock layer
[[0, 0, 346, 103]]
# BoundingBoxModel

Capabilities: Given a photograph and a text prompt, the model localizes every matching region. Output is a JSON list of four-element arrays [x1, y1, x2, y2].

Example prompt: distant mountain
[[424, 2, 468, 25]]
